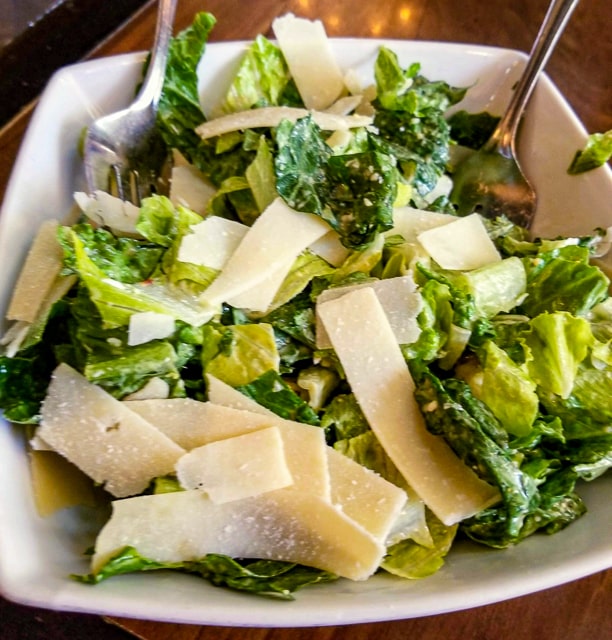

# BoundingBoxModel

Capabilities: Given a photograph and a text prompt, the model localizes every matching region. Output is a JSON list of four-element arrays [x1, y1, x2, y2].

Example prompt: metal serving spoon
[[449, 0, 580, 229], [83, 0, 177, 205]]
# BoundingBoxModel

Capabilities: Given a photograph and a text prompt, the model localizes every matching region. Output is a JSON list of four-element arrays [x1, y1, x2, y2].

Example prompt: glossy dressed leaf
[[235, 369, 320, 425]]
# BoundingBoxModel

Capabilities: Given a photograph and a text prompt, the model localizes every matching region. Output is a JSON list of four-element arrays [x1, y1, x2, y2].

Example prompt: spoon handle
[[486, 0, 580, 156], [132, 0, 178, 111]]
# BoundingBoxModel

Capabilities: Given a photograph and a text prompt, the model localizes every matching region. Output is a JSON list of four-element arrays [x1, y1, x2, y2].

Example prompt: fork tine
[[108, 164, 124, 201], [129, 170, 141, 206], [107, 164, 145, 206]]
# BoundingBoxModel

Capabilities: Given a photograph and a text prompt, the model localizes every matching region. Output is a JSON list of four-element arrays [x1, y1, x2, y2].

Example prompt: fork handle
[[133, 0, 178, 111], [486, 0, 580, 156]]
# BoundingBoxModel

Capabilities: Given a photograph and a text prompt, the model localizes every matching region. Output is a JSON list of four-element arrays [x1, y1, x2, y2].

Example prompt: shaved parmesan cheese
[[74, 190, 141, 236], [195, 403, 331, 500], [177, 216, 248, 269], [206, 374, 277, 416], [325, 95, 363, 116], [92, 489, 385, 581], [417, 213, 501, 270], [125, 397, 211, 449], [195, 106, 372, 140], [388, 206, 457, 243], [169, 165, 216, 215], [228, 255, 295, 312], [176, 426, 294, 503], [126, 396, 331, 500], [200, 198, 330, 309], [204, 376, 409, 543], [6, 219, 64, 323], [122, 377, 170, 401], [127, 311, 175, 346], [326, 448, 406, 542], [316, 275, 422, 348], [309, 230, 350, 266], [272, 14, 345, 110], [3, 273, 76, 357], [38, 364, 185, 498], [317, 287, 500, 525]]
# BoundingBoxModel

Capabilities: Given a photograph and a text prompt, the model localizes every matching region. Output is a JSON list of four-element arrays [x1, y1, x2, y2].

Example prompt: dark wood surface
[[1, 0, 611, 638]]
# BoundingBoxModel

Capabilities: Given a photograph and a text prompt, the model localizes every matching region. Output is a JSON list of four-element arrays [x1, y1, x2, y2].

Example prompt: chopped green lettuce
[[520, 245, 609, 317], [136, 195, 202, 247], [413, 366, 538, 539], [450, 256, 527, 319], [84, 341, 185, 399], [235, 369, 320, 425], [157, 12, 216, 164], [372, 47, 466, 197], [201, 323, 279, 387], [480, 340, 538, 436], [76, 546, 336, 599], [218, 35, 295, 114], [58, 222, 162, 283], [382, 511, 457, 579], [275, 116, 397, 249], [245, 135, 278, 213], [568, 130, 612, 174], [523, 312, 593, 399]]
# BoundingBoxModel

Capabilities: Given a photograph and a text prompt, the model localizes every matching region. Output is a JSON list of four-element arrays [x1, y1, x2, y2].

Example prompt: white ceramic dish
[[0, 38, 611, 627]]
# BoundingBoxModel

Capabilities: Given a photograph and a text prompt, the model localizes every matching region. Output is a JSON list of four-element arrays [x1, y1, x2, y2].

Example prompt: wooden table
[[1, 1, 610, 638]]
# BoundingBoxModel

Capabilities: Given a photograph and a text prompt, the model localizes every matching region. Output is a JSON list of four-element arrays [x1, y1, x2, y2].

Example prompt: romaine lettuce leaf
[[206, 175, 259, 224], [158, 12, 258, 188], [462, 468, 586, 548], [76, 546, 335, 599], [266, 251, 335, 313], [69, 231, 214, 328], [58, 222, 162, 283], [321, 393, 370, 442], [235, 369, 320, 425], [136, 195, 202, 247], [414, 262, 476, 329], [449, 256, 527, 319], [568, 130, 612, 175], [401, 278, 453, 363], [539, 364, 612, 440], [275, 116, 397, 249], [261, 289, 316, 348], [382, 511, 457, 579], [245, 135, 278, 214], [296, 366, 339, 412], [84, 341, 185, 398], [0, 344, 58, 423], [274, 115, 332, 217], [217, 35, 293, 114], [520, 245, 609, 317], [523, 311, 593, 399], [480, 340, 538, 436], [201, 323, 279, 387], [412, 366, 537, 538], [157, 12, 216, 162], [372, 47, 466, 196]]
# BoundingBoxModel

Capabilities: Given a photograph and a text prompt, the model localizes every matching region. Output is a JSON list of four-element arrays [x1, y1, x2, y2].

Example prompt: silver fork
[[83, 0, 177, 205], [449, 0, 580, 229]]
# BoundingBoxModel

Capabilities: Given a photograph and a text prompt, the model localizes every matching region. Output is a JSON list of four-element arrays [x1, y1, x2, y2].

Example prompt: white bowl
[[0, 39, 611, 627]]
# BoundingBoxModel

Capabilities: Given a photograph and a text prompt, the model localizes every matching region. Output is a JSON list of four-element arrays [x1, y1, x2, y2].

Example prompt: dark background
[[0, 0, 150, 128]]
